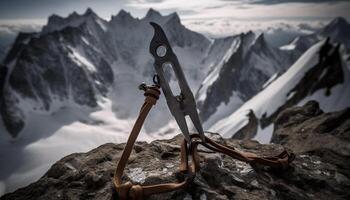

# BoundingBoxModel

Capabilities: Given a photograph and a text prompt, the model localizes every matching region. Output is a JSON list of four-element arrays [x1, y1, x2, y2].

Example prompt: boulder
[[2, 129, 349, 199]]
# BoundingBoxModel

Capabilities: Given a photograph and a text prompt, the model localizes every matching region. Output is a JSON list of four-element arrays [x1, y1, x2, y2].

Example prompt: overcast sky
[[0, 0, 349, 23]]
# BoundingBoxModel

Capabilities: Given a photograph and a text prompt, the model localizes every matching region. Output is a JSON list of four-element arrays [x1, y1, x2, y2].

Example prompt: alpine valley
[[0, 8, 349, 196]]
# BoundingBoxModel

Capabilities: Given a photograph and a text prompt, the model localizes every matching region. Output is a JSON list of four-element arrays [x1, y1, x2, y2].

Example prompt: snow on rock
[[262, 72, 278, 88], [197, 35, 242, 102], [281, 17, 350, 62], [67, 46, 97, 72], [210, 38, 350, 143], [217, 109, 250, 138], [197, 32, 295, 129], [209, 41, 324, 139], [0, 8, 211, 137]]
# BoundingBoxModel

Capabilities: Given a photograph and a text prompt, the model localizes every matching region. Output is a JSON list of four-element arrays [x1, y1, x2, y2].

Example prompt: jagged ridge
[[0, 8, 211, 137], [197, 32, 295, 128]]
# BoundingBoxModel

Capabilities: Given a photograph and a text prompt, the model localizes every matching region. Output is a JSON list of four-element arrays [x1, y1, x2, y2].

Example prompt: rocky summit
[[1, 101, 349, 200]]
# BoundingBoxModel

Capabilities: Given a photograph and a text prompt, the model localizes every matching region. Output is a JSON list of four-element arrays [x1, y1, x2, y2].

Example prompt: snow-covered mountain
[[197, 31, 296, 129], [209, 38, 350, 143], [0, 8, 214, 194], [281, 17, 350, 57], [0, 8, 211, 138], [200, 17, 350, 131]]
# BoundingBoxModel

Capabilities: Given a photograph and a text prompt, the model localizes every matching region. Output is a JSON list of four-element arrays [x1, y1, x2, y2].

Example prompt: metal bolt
[[138, 82, 147, 91]]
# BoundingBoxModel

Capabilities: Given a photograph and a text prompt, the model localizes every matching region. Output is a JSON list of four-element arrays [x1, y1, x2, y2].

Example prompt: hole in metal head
[[156, 45, 167, 57], [162, 62, 181, 96]]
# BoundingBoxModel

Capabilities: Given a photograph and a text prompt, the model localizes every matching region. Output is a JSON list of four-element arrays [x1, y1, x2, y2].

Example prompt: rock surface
[[2, 102, 350, 200], [232, 109, 258, 140], [272, 101, 350, 181]]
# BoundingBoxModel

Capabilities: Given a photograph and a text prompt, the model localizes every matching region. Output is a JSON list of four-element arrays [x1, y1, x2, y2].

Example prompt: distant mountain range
[[1, 8, 349, 140], [0, 8, 211, 137]]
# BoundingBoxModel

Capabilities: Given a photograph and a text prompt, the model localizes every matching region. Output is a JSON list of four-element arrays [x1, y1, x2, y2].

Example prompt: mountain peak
[[319, 16, 350, 37], [145, 8, 162, 19], [70, 11, 79, 18], [242, 30, 255, 38], [251, 33, 269, 51], [240, 31, 255, 43], [44, 14, 66, 33], [110, 9, 136, 25], [166, 12, 180, 24], [247, 30, 254, 35], [84, 8, 97, 17], [115, 9, 133, 19], [47, 14, 63, 23], [255, 33, 266, 45], [43, 9, 101, 34], [329, 17, 349, 27]]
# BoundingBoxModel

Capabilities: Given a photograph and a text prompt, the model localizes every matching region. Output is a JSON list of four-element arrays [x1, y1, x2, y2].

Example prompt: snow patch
[[68, 46, 97, 72], [263, 73, 278, 88], [96, 19, 107, 32], [210, 110, 250, 138], [197, 38, 241, 102], [203, 92, 244, 130], [253, 124, 274, 144], [81, 36, 90, 45], [287, 91, 296, 100], [280, 43, 296, 50]]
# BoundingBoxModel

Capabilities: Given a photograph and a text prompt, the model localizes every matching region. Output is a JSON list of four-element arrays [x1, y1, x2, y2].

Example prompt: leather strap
[[113, 85, 193, 199], [113, 85, 295, 200]]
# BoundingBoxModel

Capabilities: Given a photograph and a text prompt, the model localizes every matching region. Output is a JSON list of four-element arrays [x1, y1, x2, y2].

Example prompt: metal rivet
[[156, 45, 167, 57]]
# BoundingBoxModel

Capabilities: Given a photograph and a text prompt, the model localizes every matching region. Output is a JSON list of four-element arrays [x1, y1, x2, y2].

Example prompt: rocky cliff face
[[272, 101, 350, 178], [282, 17, 350, 59], [209, 34, 350, 143], [205, 18, 350, 141], [2, 101, 349, 200], [197, 32, 294, 128]]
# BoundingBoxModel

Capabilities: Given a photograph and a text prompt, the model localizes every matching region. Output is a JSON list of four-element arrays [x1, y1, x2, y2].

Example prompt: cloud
[[0, 24, 42, 35], [126, 0, 350, 20], [129, 0, 165, 2], [182, 17, 327, 38], [0, 0, 125, 19], [0, 22, 43, 60], [250, 0, 349, 4], [1, 0, 349, 21]]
